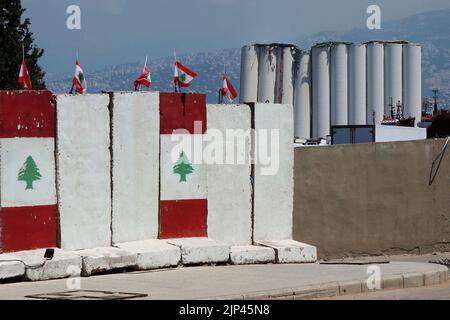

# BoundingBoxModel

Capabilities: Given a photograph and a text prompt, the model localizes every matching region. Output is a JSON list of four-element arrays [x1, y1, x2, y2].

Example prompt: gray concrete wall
[[293, 139, 450, 259]]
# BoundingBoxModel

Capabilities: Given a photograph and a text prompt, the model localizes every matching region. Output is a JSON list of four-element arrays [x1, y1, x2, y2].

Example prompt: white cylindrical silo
[[293, 50, 311, 139], [348, 43, 367, 125], [366, 42, 384, 124], [239, 45, 259, 104], [311, 44, 331, 139], [257, 45, 277, 103], [330, 43, 348, 126], [275, 46, 296, 105], [384, 43, 403, 118], [403, 43, 422, 125]]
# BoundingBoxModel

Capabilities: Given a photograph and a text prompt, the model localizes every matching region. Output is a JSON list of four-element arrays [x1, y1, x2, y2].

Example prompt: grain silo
[[311, 44, 331, 139], [403, 43, 422, 125], [330, 43, 349, 126], [384, 42, 403, 117], [257, 45, 277, 103], [275, 45, 297, 105], [366, 41, 385, 124], [239, 45, 259, 103], [348, 43, 367, 125], [293, 50, 311, 139]]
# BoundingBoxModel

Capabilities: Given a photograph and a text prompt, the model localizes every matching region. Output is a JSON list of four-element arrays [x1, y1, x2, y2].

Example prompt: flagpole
[[174, 49, 179, 93]]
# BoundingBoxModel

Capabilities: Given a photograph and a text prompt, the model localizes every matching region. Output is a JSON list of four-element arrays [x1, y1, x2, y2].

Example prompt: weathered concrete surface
[[56, 94, 111, 250], [257, 240, 317, 263], [0, 261, 446, 300], [206, 104, 252, 246], [74, 247, 137, 276], [293, 139, 450, 259], [116, 240, 180, 270], [166, 238, 229, 265], [0, 249, 81, 281], [111, 92, 160, 243], [0, 254, 25, 280], [230, 246, 275, 265]]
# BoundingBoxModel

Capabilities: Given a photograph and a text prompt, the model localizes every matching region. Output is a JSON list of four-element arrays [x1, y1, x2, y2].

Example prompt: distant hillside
[[48, 9, 450, 106]]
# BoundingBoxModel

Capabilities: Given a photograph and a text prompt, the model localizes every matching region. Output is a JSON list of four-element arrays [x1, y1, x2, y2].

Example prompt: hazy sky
[[21, 0, 450, 78]]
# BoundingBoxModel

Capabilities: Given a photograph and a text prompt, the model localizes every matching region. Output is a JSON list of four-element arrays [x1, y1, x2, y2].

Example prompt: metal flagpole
[[174, 50, 179, 93]]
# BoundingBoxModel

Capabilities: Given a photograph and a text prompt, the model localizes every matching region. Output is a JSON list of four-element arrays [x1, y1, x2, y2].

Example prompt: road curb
[[214, 266, 449, 300]]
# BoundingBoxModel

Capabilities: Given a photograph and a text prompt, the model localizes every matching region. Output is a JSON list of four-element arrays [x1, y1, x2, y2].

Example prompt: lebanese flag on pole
[[174, 61, 197, 88], [134, 65, 152, 88], [222, 75, 238, 102], [73, 60, 87, 94], [18, 59, 32, 90]]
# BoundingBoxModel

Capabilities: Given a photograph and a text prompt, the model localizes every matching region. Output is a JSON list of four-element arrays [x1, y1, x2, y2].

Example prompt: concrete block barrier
[[159, 93, 208, 239], [0, 256, 25, 280], [257, 240, 317, 263], [206, 104, 252, 246], [230, 246, 275, 265], [111, 92, 160, 243], [253, 103, 294, 242], [116, 239, 181, 270], [56, 94, 111, 250], [166, 238, 229, 265], [0, 91, 58, 253], [74, 247, 137, 276]]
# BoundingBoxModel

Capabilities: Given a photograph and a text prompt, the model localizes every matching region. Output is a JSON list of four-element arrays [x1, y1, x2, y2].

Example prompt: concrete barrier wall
[[56, 94, 111, 250], [293, 139, 450, 259], [253, 103, 294, 241], [111, 92, 160, 243], [159, 93, 208, 239], [0, 91, 58, 253], [206, 104, 252, 245]]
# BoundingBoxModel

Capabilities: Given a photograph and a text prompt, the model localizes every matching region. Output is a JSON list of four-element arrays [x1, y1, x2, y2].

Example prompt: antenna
[[432, 88, 439, 114]]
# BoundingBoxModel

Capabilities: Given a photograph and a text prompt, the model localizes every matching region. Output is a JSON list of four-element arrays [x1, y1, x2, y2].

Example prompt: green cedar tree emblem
[[18, 155, 42, 190], [78, 73, 84, 82], [173, 151, 194, 182], [179, 73, 186, 83]]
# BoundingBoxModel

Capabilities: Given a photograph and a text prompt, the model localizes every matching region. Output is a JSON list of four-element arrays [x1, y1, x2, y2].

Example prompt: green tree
[[0, 0, 46, 90], [18, 155, 42, 190], [173, 151, 194, 182]]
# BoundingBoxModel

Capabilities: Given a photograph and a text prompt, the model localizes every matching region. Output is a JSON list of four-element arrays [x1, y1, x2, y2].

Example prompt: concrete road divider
[[166, 238, 229, 265], [0, 91, 58, 253], [257, 240, 317, 263], [74, 247, 137, 276], [230, 246, 275, 265], [159, 93, 208, 239], [116, 239, 181, 270], [111, 92, 160, 243], [56, 94, 111, 250]]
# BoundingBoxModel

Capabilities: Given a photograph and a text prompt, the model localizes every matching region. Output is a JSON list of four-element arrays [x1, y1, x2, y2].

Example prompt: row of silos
[[239, 41, 422, 140]]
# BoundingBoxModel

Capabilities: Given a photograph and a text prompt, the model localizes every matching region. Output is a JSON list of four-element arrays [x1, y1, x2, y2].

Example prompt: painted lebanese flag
[[18, 59, 32, 90], [134, 65, 152, 88], [222, 75, 238, 102], [174, 61, 197, 88], [73, 60, 87, 94]]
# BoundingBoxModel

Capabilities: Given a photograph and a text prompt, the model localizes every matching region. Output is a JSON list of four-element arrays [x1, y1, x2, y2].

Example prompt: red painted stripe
[[1, 204, 58, 253], [160, 93, 207, 135], [159, 199, 207, 239], [0, 90, 55, 138]]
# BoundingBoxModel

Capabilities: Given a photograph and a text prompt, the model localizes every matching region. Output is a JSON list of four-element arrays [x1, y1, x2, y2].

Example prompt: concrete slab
[[230, 246, 275, 265], [256, 240, 317, 263], [0, 254, 25, 280], [166, 238, 229, 265], [403, 272, 424, 288], [74, 247, 137, 276], [0, 249, 81, 281], [116, 240, 181, 270]]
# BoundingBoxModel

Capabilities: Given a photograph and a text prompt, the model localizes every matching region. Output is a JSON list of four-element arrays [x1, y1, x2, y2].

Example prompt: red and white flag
[[134, 65, 152, 88], [73, 60, 87, 94], [222, 75, 238, 102], [174, 61, 197, 88], [18, 59, 32, 90]]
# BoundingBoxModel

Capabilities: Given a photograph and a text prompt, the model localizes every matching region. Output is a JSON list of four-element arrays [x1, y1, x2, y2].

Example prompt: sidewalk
[[0, 260, 447, 300]]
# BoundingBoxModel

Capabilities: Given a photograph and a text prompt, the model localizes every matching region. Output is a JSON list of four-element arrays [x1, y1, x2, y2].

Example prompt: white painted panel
[[206, 104, 252, 246], [56, 94, 111, 250], [111, 92, 160, 243], [1, 138, 56, 207], [253, 103, 293, 241]]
